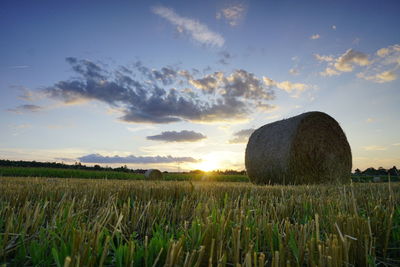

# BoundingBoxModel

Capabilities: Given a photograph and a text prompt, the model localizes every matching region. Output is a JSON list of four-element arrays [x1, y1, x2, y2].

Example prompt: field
[[1, 166, 397, 183], [1, 177, 399, 266], [0, 167, 249, 182]]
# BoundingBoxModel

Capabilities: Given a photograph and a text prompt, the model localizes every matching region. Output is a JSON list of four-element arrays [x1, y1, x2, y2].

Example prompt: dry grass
[[0, 177, 399, 266]]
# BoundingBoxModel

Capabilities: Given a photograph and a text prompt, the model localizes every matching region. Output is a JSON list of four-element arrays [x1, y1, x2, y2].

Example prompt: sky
[[1, 0, 400, 172]]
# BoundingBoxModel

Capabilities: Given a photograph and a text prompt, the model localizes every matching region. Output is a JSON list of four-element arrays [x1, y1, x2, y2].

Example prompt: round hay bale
[[245, 111, 352, 185], [144, 169, 163, 180]]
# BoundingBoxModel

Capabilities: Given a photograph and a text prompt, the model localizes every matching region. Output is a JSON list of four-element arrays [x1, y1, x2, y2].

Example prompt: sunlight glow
[[196, 154, 221, 171]]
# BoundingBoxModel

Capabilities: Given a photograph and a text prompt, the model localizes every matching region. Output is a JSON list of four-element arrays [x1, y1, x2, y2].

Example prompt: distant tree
[[190, 170, 205, 174], [93, 165, 101, 170], [388, 166, 399, 176], [354, 168, 361, 175], [377, 167, 388, 175], [362, 167, 377, 176]]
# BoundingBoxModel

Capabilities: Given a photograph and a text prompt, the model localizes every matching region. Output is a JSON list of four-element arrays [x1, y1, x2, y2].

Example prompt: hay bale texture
[[245, 111, 352, 185], [144, 169, 163, 180]]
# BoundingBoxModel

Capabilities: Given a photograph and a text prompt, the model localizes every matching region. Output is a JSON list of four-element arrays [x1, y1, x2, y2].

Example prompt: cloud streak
[[7, 104, 43, 114], [79, 153, 200, 164], [363, 145, 387, 151], [152, 5, 224, 47], [147, 130, 206, 142], [357, 71, 397, 83]]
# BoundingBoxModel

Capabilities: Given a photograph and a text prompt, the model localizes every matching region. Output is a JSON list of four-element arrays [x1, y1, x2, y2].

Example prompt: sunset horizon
[[1, 0, 399, 172]]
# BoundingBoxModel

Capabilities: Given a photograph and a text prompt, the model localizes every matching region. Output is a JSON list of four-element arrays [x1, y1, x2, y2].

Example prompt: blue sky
[[1, 0, 399, 171]]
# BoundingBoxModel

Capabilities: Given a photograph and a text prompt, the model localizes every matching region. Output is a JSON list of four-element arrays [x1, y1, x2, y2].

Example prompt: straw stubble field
[[0, 177, 399, 266]]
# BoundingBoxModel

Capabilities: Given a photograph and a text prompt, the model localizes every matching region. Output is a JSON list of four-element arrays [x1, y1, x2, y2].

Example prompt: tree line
[[0, 159, 147, 174], [354, 166, 399, 176], [1, 159, 397, 176]]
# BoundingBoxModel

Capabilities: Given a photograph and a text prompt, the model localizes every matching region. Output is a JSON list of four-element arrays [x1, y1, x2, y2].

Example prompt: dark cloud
[[229, 128, 255, 144], [188, 69, 274, 102], [133, 61, 178, 86], [147, 130, 206, 142], [7, 104, 43, 114], [78, 153, 200, 164], [41, 57, 275, 123]]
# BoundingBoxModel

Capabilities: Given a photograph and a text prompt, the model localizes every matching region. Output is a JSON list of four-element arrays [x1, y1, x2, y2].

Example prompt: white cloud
[[317, 44, 400, 82], [357, 70, 397, 83], [314, 54, 334, 62], [262, 76, 275, 87], [393, 143, 400, 146], [262, 76, 309, 98], [310, 34, 320, 40], [334, 49, 370, 72], [316, 49, 371, 77], [216, 3, 247, 26], [378, 44, 400, 65], [377, 47, 390, 57], [365, 118, 375, 123], [276, 81, 308, 95], [152, 5, 225, 47], [320, 67, 339, 76], [332, 25, 337, 30], [356, 44, 400, 83]]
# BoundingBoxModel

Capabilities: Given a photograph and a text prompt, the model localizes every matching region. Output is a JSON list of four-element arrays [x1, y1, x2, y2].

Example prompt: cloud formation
[[42, 57, 275, 123], [314, 54, 334, 62], [363, 145, 387, 151], [356, 44, 400, 83], [7, 104, 43, 114], [317, 49, 370, 75], [147, 130, 206, 142], [334, 49, 370, 72], [262, 77, 309, 98], [317, 45, 400, 83], [216, 3, 247, 26], [152, 5, 224, 47], [79, 153, 200, 164], [357, 71, 397, 83], [320, 67, 339, 77], [229, 128, 254, 144]]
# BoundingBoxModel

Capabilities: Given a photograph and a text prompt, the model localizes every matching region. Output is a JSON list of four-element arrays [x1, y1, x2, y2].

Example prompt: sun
[[196, 154, 220, 172]]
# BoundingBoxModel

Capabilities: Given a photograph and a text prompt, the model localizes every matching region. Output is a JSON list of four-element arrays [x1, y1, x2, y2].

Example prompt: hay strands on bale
[[144, 169, 163, 180], [245, 111, 352, 185]]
